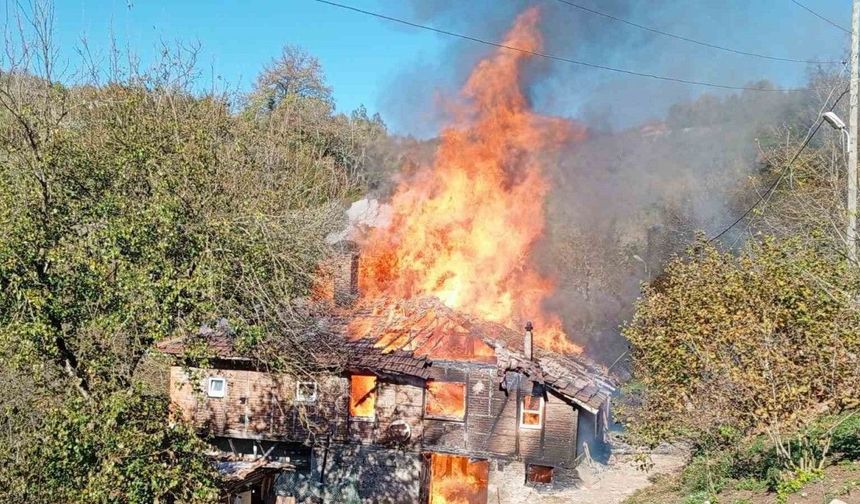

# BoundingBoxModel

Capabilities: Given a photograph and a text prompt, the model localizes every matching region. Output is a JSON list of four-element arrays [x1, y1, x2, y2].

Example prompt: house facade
[[161, 296, 614, 504]]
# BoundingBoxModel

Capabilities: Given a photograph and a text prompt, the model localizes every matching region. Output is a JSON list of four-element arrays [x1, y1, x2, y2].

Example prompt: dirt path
[[496, 449, 688, 504], [556, 452, 688, 504]]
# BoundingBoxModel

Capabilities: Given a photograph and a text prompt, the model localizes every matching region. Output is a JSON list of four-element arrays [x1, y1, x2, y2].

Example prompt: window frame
[[348, 374, 377, 420], [207, 377, 227, 398], [525, 463, 554, 484], [295, 381, 318, 404], [423, 380, 467, 421], [518, 394, 544, 429]]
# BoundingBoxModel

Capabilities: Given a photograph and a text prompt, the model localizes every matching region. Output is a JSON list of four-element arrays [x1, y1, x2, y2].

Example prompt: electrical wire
[[790, 0, 851, 34], [709, 86, 850, 242], [313, 0, 809, 93], [553, 0, 840, 65]]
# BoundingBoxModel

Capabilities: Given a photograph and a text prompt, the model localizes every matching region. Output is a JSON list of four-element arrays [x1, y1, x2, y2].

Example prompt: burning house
[[160, 7, 618, 503], [159, 245, 614, 503], [160, 305, 614, 504]]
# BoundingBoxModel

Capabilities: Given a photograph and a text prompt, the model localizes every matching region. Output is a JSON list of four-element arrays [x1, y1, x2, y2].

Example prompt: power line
[[553, 0, 840, 65], [313, 0, 808, 93], [790, 0, 851, 34], [709, 86, 850, 242]]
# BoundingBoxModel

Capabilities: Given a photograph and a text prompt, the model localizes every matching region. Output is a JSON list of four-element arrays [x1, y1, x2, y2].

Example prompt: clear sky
[[48, 1, 447, 118], [34, 1, 854, 135]]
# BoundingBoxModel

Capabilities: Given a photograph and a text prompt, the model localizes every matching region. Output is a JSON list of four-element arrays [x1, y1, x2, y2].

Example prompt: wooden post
[[849, 0, 859, 262]]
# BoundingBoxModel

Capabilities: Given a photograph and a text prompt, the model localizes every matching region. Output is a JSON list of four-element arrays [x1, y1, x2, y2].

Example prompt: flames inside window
[[425, 381, 466, 420], [526, 464, 553, 484], [349, 374, 377, 418], [519, 395, 543, 429], [428, 453, 488, 504]]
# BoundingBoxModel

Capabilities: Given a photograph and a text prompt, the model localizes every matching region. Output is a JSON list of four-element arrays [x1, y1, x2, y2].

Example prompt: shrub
[[831, 413, 860, 460], [680, 454, 732, 495], [775, 469, 821, 503]]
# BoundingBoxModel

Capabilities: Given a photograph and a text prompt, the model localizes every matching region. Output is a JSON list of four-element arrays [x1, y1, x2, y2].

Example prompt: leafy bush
[[0, 392, 218, 503], [680, 491, 714, 504], [734, 478, 769, 492], [622, 237, 860, 472], [775, 469, 821, 503], [831, 413, 860, 460], [680, 453, 732, 495]]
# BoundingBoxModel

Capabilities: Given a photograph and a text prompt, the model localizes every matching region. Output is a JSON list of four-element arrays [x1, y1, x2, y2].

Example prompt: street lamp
[[823, 111, 856, 262], [824, 111, 851, 152], [824, 111, 846, 130]]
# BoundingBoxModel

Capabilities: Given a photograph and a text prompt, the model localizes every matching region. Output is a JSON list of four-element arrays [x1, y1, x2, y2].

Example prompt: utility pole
[[849, 0, 859, 263]]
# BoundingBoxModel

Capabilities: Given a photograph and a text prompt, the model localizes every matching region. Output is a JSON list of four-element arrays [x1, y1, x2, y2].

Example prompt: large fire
[[359, 7, 585, 353]]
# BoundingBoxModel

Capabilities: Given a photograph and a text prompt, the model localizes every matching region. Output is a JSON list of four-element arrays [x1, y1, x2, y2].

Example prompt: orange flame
[[359, 7, 584, 354], [348, 374, 377, 417], [425, 381, 466, 420], [428, 453, 489, 504]]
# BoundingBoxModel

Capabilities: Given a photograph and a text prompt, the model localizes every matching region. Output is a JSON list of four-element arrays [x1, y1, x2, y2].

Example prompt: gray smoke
[[379, 0, 846, 134], [373, 0, 849, 363]]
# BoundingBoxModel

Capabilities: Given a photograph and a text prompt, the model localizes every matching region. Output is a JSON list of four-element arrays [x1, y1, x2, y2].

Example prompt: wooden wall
[[347, 376, 426, 450], [170, 364, 583, 468], [422, 364, 580, 468], [169, 366, 348, 441]]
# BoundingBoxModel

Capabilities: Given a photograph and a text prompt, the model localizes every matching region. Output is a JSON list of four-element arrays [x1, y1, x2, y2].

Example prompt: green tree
[[622, 237, 860, 471], [0, 4, 382, 501]]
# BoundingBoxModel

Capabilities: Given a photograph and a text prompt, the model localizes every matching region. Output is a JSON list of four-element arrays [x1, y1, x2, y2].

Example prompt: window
[[424, 381, 466, 420], [349, 374, 377, 418], [428, 453, 489, 504], [296, 381, 318, 403], [526, 464, 553, 484], [207, 377, 226, 398], [519, 395, 543, 429]]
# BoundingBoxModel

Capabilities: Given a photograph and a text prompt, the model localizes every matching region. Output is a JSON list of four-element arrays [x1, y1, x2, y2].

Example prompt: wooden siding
[[541, 390, 579, 466], [169, 367, 348, 441], [170, 364, 584, 468]]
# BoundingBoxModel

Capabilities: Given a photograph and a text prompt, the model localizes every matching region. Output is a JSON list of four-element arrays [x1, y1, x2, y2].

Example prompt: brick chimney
[[332, 239, 359, 307], [524, 321, 534, 360]]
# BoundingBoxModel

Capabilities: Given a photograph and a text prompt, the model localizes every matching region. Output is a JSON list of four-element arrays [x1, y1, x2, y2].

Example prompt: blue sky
[[49, 1, 446, 118], [37, 1, 853, 134]]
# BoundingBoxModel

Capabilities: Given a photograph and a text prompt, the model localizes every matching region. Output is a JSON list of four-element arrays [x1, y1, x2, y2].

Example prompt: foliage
[[679, 491, 713, 504], [734, 477, 768, 492], [0, 392, 218, 503], [775, 469, 821, 503], [680, 453, 732, 495], [0, 3, 387, 500], [831, 413, 860, 460], [622, 236, 860, 470]]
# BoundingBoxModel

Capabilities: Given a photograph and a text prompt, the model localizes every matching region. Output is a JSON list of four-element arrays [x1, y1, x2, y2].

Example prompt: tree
[[249, 45, 333, 113], [622, 237, 860, 471], [0, 3, 381, 501]]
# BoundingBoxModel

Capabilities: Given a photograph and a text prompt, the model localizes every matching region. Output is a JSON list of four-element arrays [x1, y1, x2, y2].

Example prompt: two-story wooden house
[[159, 292, 614, 504]]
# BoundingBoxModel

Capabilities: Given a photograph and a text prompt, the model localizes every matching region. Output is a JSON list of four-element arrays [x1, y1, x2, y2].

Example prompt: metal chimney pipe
[[524, 321, 534, 360]]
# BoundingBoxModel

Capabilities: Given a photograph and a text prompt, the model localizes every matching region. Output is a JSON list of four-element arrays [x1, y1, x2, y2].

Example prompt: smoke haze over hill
[[367, 1, 849, 362]]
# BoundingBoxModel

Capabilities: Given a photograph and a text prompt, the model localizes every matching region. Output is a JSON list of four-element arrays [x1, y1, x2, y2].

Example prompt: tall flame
[[360, 7, 585, 353]]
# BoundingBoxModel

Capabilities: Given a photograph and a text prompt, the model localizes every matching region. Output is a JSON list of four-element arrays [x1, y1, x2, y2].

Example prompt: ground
[[560, 451, 688, 504], [625, 461, 860, 504], [504, 449, 688, 504]]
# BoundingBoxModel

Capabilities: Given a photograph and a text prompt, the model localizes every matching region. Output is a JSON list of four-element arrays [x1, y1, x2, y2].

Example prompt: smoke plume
[[371, 0, 848, 363]]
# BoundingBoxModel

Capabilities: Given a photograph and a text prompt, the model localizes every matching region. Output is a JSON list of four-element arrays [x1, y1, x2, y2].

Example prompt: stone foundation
[[277, 446, 584, 504], [488, 459, 580, 503], [278, 445, 421, 504]]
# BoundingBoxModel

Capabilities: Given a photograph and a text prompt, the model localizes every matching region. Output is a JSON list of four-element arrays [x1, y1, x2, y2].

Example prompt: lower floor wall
[[272, 444, 582, 504], [274, 445, 421, 504], [487, 458, 580, 502]]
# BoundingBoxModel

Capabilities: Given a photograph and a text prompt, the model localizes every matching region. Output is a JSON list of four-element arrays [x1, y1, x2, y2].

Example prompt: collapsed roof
[[158, 296, 615, 414]]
